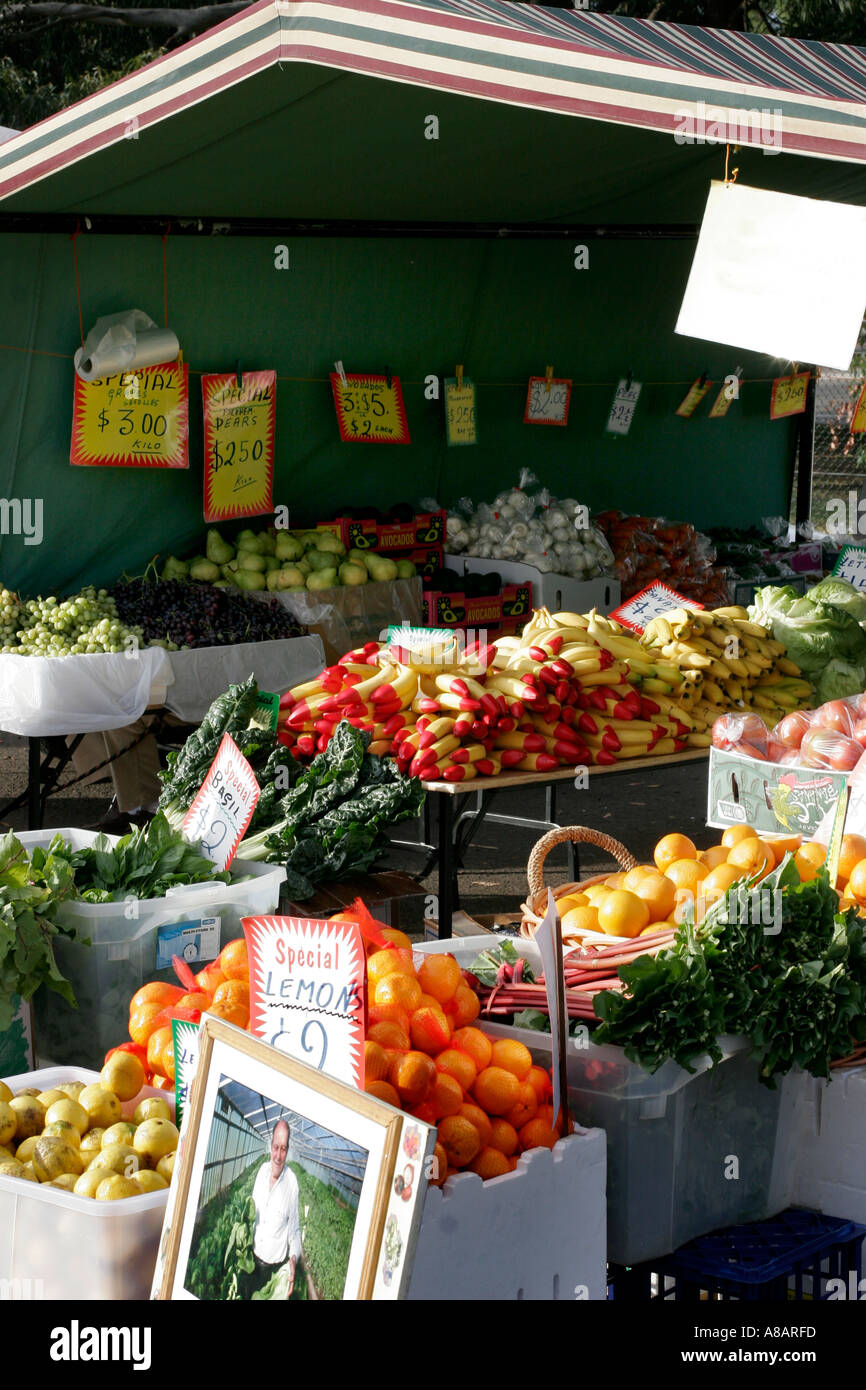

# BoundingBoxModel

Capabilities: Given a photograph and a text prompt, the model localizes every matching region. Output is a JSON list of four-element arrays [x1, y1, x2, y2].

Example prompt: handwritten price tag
[[70, 362, 189, 468], [676, 377, 712, 419], [606, 379, 642, 436], [610, 582, 704, 634], [709, 381, 738, 418], [852, 383, 866, 435], [243, 916, 366, 1087], [524, 376, 572, 427], [832, 545, 866, 590], [182, 734, 260, 871], [444, 379, 477, 446], [202, 371, 275, 523], [770, 371, 810, 420], [331, 373, 410, 444], [171, 1018, 201, 1126]]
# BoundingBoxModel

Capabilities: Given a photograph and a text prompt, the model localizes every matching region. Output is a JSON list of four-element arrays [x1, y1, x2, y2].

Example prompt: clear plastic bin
[[20, 829, 285, 1069], [0, 1066, 170, 1301], [416, 936, 799, 1265]]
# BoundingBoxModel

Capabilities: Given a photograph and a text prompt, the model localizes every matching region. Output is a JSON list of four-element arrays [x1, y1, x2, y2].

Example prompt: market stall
[[0, 0, 865, 1314]]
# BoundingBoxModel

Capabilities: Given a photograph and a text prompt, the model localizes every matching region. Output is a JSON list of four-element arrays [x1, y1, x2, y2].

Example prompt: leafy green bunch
[[0, 833, 81, 1030]]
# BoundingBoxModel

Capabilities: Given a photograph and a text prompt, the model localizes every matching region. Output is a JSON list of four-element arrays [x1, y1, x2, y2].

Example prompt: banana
[[685, 731, 712, 747], [700, 680, 726, 706], [551, 612, 591, 629], [641, 677, 673, 695], [711, 606, 749, 621], [643, 617, 673, 646], [730, 617, 772, 638], [660, 642, 712, 670], [776, 657, 803, 677]]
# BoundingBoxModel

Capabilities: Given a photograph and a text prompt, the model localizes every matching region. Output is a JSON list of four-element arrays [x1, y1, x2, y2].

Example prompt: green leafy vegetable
[[750, 583, 866, 685], [468, 939, 534, 988], [0, 833, 81, 1030], [48, 813, 230, 902]]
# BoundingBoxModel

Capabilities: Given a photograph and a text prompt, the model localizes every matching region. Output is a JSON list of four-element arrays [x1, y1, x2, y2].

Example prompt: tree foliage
[[0, 0, 861, 130]]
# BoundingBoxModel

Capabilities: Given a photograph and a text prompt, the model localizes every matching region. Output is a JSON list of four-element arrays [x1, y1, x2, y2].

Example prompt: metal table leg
[[28, 737, 41, 830], [437, 794, 456, 940]]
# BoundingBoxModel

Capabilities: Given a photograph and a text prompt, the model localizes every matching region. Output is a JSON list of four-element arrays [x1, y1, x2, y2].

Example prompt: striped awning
[[0, 0, 863, 205]]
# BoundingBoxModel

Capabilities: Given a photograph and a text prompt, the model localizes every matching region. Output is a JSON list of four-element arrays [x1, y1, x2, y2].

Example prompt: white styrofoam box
[[19, 828, 285, 1069], [445, 554, 621, 616], [408, 1131, 606, 1300], [0, 1066, 172, 1301], [792, 1068, 866, 1224]]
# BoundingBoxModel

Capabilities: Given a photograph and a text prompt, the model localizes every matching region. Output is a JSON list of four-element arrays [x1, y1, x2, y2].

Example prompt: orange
[[212, 979, 249, 1012], [604, 872, 628, 890], [654, 833, 697, 874], [837, 835, 866, 885], [526, 1065, 552, 1103], [365, 1080, 400, 1107], [560, 905, 600, 935], [556, 893, 589, 915], [487, 1118, 519, 1156], [490, 1038, 533, 1081], [640, 920, 677, 935], [129, 982, 183, 1013], [429, 1141, 448, 1187], [374, 974, 422, 1013], [146, 1026, 175, 1082], [597, 890, 651, 939], [458, 1103, 492, 1150], [449, 984, 481, 1028], [763, 834, 803, 866], [410, 1004, 451, 1055], [721, 824, 759, 850], [473, 1066, 520, 1116], [219, 938, 249, 981], [368, 1002, 411, 1032], [518, 1118, 559, 1152], [470, 1147, 511, 1180], [699, 845, 729, 871], [176, 991, 212, 1013], [380, 927, 413, 951], [390, 1051, 436, 1107], [702, 862, 747, 903], [632, 872, 676, 923], [622, 866, 652, 892], [418, 954, 462, 1004], [795, 841, 827, 883], [368, 1021, 410, 1052], [504, 1082, 538, 1130], [847, 858, 866, 906], [437, 1115, 481, 1168], [665, 859, 709, 895], [672, 890, 697, 925], [195, 965, 226, 994], [583, 884, 612, 905], [366, 948, 416, 988], [363, 1040, 390, 1083], [435, 1048, 477, 1092], [726, 837, 774, 880], [128, 1003, 165, 1049], [429, 1073, 464, 1120], [452, 1027, 493, 1072]]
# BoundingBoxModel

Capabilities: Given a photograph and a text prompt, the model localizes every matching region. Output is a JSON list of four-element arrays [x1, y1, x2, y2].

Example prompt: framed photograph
[[154, 1017, 434, 1301]]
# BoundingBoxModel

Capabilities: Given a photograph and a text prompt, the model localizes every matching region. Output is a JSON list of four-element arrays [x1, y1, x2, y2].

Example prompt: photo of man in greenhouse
[[244, 1118, 302, 1300]]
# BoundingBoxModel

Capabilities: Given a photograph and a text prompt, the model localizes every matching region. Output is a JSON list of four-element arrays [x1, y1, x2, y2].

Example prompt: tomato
[[766, 738, 790, 764], [712, 713, 769, 754], [812, 700, 856, 736], [853, 719, 866, 749], [774, 711, 813, 751], [800, 728, 863, 772]]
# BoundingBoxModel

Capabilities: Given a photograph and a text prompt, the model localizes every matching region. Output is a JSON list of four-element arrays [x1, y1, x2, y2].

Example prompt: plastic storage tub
[[415, 935, 800, 1265], [20, 829, 286, 1069], [0, 1067, 170, 1301]]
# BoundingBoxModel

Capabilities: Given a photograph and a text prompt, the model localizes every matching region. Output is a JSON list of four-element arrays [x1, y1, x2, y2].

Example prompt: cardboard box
[[318, 510, 446, 552], [707, 746, 847, 837], [423, 581, 533, 632]]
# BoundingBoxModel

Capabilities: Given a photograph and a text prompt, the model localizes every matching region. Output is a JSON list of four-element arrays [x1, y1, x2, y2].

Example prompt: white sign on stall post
[[533, 889, 570, 1138], [182, 733, 260, 871]]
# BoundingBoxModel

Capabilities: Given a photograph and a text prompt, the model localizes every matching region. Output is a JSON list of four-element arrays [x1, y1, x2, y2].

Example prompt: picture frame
[[154, 1016, 434, 1301]]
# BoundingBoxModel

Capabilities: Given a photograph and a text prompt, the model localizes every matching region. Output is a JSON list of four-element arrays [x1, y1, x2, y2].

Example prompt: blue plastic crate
[[610, 1209, 866, 1302]]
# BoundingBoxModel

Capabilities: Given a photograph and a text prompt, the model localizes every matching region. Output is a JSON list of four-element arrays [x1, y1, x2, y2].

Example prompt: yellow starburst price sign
[[70, 362, 189, 468], [330, 373, 410, 443], [202, 370, 276, 522]]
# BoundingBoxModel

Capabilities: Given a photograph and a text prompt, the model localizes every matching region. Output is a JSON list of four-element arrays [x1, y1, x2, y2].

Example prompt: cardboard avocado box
[[707, 746, 847, 837]]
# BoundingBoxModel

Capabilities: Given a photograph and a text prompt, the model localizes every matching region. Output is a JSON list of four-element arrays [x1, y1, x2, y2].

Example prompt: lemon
[[48, 1173, 79, 1192], [131, 1170, 168, 1194], [134, 1118, 179, 1168], [133, 1098, 171, 1125], [95, 1174, 141, 1201], [74, 1167, 111, 1198], [156, 1151, 176, 1183], [9, 1095, 45, 1141], [44, 1098, 89, 1136], [32, 1137, 84, 1183], [102, 1122, 138, 1149], [77, 1085, 121, 1130], [37, 1089, 67, 1109], [0, 1081, 12, 1103], [80, 1128, 105, 1156], [43, 1120, 81, 1148], [0, 1101, 16, 1147], [92, 1143, 139, 1177], [0, 1160, 36, 1182], [15, 1136, 40, 1163], [55, 1082, 86, 1101], [101, 1052, 146, 1103]]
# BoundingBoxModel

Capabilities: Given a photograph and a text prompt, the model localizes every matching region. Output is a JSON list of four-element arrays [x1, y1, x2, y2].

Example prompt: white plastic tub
[[20, 829, 285, 1069], [0, 1066, 171, 1301], [792, 1067, 866, 1225], [416, 935, 799, 1265]]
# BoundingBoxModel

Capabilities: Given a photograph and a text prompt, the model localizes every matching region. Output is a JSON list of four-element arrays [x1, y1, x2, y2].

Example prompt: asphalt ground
[[0, 731, 713, 931]]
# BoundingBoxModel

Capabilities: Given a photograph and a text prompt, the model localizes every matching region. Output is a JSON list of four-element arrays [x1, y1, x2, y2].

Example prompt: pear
[[365, 553, 399, 582], [395, 559, 417, 579], [237, 551, 267, 573], [189, 557, 220, 582], [206, 529, 235, 565], [263, 556, 280, 572], [257, 531, 276, 556], [234, 570, 266, 591], [339, 562, 368, 586], [161, 556, 189, 581], [314, 532, 347, 557], [236, 529, 263, 554], [306, 569, 338, 590], [306, 548, 338, 573], [275, 532, 304, 563]]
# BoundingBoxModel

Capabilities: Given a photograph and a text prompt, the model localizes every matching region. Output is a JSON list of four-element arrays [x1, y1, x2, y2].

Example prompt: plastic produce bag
[[798, 727, 865, 773], [711, 712, 771, 760], [0, 646, 172, 736]]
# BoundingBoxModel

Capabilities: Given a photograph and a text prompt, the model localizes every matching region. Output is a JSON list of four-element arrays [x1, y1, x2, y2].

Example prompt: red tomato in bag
[[800, 728, 863, 772], [853, 719, 866, 749], [812, 700, 857, 737], [774, 711, 813, 751]]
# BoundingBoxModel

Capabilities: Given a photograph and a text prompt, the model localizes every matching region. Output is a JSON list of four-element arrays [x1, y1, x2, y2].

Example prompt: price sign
[[605, 379, 642, 436], [524, 376, 572, 427], [444, 378, 477, 446], [610, 581, 704, 634], [709, 380, 739, 418], [851, 383, 866, 435], [171, 1017, 201, 1126], [770, 371, 810, 420], [330, 373, 410, 444], [243, 915, 366, 1087], [70, 361, 189, 468], [250, 690, 280, 732], [676, 377, 712, 419], [182, 734, 260, 872], [832, 545, 866, 590], [202, 371, 275, 522]]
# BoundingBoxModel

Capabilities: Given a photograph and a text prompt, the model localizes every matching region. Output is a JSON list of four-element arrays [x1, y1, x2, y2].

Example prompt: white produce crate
[[0, 1066, 173, 1301], [792, 1068, 866, 1225], [18, 828, 285, 1069], [445, 554, 621, 616], [408, 1131, 606, 1300]]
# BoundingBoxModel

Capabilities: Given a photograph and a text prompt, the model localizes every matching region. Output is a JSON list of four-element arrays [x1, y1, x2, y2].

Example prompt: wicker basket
[[520, 825, 640, 941]]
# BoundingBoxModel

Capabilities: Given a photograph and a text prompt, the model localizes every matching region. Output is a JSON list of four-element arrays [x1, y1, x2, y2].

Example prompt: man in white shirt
[[248, 1118, 302, 1299]]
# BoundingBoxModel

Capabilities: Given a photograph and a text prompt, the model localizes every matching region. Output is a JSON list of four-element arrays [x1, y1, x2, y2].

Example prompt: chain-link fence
[[808, 320, 866, 536]]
